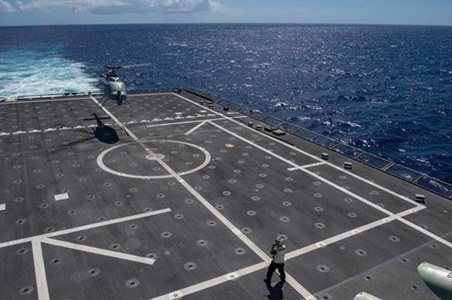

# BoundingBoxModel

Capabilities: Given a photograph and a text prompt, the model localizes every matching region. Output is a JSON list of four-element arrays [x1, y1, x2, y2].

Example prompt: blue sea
[[0, 24, 451, 185]]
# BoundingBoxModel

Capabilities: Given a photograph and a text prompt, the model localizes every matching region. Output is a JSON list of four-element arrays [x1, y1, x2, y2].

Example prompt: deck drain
[[285, 177, 293, 181], [169, 291, 183, 299], [16, 247, 29, 255], [45, 227, 56, 232], [207, 220, 217, 226], [126, 279, 140, 288], [315, 206, 324, 212], [247, 210, 257, 216], [79, 177, 87, 182], [259, 173, 267, 178], [145, 253, 157, 259], [430, 243, 439, 249], [389, 236, 400, 242], [88, 268, 100, 277], [76, 235, 87, 242], [411, 285, 419, 290], [222, 191, 232, 196], [317, 265, 330, 273], [185, 199, 194, 204], [265, 156, 272, 160], [234, 248, 246, 255], [202, 175, 210, 180], [280, 216, 290, 222], [401, 258, 409, 263], [51, 258, 61, 265], [377, 203, 386, 208], [364, 275, 373, 281], [283, 188, 292, 193], [157, 193, 166, 199], [18, 286, 34, 296], [238, 160, 245, 164], [184, 262, 197, 271], [282, 201, 292, 207], [161, 232, 172, 238], [197, 240, 208, 246], [98, 217, 106, 221], [313, 181, 321, 186], [228, 179, 237, 184], [344, 198, 353, 203], [39, 203, 49, 209], [355, 249, 367, 256], [208, 165, 216, 169], [314, 193, 323, 198], [36, 184, 45, 189], [194, 186, 203, 191], [369, 191, 379, 195], [319, 293, 333, 300], [262, 164, 269, 168], [251, 196, 261, 201], [129, 188, 138, 192], [87, 195, 96, 200], [347, 212, 357, 218], [129, 224, 138, 229], [215, 204, 224, 210], [115, 201, 124, 206], [174, 214, 184, 220], [14, 197, 24, 203], [109, 244, 120, 250], [315, 223, 326, 229], [241, 228, 252, 234], [256, 184, 264, 189], [233, 169, 241, 174], [104, 182, 112, 187]]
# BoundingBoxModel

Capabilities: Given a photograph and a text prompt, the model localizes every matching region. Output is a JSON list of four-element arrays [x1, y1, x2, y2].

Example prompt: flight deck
[[0, 91, 451, 299]]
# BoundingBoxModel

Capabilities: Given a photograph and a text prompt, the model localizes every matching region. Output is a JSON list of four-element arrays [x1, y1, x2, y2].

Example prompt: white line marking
[[286, 206, 425, 260], [0, 203, 5, 211], [146, 116, 246, 128], [288, 161, 326, 171], [42, 238, 155, 265], [185, 121, 206, 135], [0, 208, 172, 249], [54, 193, 69, 201], [32, 239, 50, 300], [151, 262, 268, 300], [398, 218, 452, 249], [285, 273, 317, 300]]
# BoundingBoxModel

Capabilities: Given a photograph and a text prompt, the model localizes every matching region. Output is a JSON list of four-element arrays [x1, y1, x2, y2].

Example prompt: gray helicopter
[[100, 65, 127, 107]]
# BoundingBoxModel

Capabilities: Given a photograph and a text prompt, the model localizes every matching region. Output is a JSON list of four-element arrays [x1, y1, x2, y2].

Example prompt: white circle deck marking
[[97, 140, 211, 179]]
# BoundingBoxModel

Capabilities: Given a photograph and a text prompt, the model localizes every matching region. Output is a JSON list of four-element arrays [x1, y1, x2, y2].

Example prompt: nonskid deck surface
[[0, 92, 451, 300]]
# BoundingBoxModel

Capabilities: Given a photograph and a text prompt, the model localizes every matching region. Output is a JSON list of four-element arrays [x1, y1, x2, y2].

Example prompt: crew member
[[264, 238, 286, 285]]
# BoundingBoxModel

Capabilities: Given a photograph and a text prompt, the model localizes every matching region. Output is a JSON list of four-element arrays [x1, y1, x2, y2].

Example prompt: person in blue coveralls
[[264, 238, 286, 285]]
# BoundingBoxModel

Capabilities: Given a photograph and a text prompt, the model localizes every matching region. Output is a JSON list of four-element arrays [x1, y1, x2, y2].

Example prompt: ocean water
[[0, 24, 451, 184]]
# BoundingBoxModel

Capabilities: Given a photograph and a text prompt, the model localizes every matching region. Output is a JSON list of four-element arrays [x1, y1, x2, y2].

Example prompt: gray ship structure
[[0, 90, 451, 299]]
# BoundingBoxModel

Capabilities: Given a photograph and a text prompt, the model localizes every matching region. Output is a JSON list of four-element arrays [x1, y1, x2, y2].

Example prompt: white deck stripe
[[0, 203, 5, 211], [32, 239, 50, 300], [146, 116, 245, 128], [288, 161, 326, 171], [286, 206, 425, 260], [0, 208, 172, 249], [185, 121, 206, 135], [398, 218, 452, 249], [42, 238, 155, 265]]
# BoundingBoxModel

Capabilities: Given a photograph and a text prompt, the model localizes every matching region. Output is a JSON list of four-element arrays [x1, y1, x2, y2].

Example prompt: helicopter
[[99, 65, 128, 107]]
